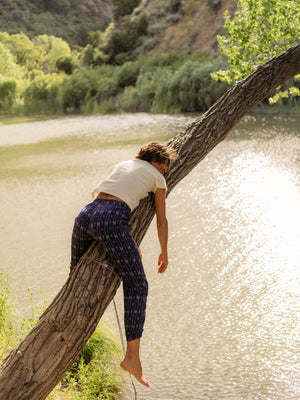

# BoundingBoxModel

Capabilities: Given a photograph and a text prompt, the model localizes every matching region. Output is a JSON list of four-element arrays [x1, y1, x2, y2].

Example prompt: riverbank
[[0, 269, 124, 400], [0, 100, 299, 129]]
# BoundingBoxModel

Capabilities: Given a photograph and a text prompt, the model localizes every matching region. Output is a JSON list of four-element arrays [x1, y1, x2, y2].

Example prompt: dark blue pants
[[70, 199, 148, 341]]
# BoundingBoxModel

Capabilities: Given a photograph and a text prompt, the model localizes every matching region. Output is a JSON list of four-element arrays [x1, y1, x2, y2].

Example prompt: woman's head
[[136, 142, 177, 172]]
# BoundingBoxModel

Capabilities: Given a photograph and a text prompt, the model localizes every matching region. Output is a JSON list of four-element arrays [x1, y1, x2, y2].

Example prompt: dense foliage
[[213, 0, 300, 103], [0, 31, 231, 115]]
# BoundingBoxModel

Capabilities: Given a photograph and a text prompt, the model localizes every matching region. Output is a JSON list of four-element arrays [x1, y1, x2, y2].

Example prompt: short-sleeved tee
[[91, 159, 167, 211]]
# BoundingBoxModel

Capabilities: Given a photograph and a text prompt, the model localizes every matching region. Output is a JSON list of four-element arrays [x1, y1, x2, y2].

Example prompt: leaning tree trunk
[[0, 43, 299, 400]]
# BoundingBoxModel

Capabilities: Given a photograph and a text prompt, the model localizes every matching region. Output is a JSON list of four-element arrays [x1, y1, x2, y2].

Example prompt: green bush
[[112, 0, 142, 21], [116, 55, 229, 114], [116, 61, 140, 88], [97, 76, 119, 102], [169, 58, 229, 112], [0, 270, 46, 361], [46, 80, 65, 114], [44, 0, 71, 13], [118, 86, 144, 112], [151, 68, 181, 113], [61, 69, 99, 111], [60, 322, 123, 399], [105, 30, 133, 63], [56, 56, 77, 75], [23, 73, 50, 113], [135, 68, 158, 108], [0, 79, 16, 111], [141, 51, 188, 68], [0, 271, 14, 360]]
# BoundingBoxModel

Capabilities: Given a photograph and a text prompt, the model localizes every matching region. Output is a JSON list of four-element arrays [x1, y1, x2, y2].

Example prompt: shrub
[[0, 79, 17, 110], [170, 58, 229, 112], [61, 69, 100, 111], [0, 270, 14, 361], [56, 56, 77, 75], [151, 68, 181, 113], [118, 86, 144, 112], [116, 61, 140, 88], [23, 72, 50, 113], [96, 75, 119, 102], [112, 0, 142, 21], [0, 270, 46, 361], [105, 30, 133, 63], [135, 68, 158, 104], [60, 321, 123, 399]]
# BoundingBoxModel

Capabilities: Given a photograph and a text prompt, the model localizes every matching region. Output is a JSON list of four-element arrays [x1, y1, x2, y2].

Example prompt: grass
[[0, 269, 124, 400]]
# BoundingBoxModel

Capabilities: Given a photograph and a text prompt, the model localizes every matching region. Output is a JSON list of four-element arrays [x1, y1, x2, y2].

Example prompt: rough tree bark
[[0, 43, 299, 400]]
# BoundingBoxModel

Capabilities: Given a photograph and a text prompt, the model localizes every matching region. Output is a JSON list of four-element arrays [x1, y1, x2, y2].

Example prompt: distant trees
[[100, 13, 149, 64], [0, 32, 74, 74], [0, 40, 23, 112], [112, 0, 142, 20], [1, 0, 299, 116], [0, 42, 22, 77], [43, 0, 71, 14], [0, 0, 111, 47], [0, 32, 77, 113], [75, 0, 148, 66], [1, 22, 297, 117]]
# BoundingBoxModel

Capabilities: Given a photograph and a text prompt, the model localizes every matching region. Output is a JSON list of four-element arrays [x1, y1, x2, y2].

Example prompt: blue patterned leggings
[[70, 199, 148, 342]]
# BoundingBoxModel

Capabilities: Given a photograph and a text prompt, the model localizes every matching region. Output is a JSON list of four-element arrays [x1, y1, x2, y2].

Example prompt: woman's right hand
[[158, 252, 168, 274], [155, 188, 169, 274]]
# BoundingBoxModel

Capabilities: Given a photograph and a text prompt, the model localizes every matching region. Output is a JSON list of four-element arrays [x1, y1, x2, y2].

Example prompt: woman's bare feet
[[120, 338, 150, 387]]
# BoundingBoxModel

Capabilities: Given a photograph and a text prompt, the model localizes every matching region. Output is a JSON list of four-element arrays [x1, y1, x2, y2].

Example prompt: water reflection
[[0, 114, 299, 399], [152, 130, 300, 400]]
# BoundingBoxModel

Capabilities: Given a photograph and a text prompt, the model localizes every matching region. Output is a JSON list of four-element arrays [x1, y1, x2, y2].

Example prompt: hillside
[[0, 0, 237, 53], [0, 0, 113, 46], [133, 0, 237, 55]]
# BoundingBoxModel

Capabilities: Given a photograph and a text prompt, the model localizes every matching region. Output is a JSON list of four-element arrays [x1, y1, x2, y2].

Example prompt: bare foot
[[121, 357, 150, 387]]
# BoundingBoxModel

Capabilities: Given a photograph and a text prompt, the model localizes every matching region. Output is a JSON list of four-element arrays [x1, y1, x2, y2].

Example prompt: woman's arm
[[154, 188, 168, 273]]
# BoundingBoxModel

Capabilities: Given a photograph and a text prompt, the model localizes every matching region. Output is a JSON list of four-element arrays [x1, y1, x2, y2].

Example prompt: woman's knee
[[123, 274, 148, 297]]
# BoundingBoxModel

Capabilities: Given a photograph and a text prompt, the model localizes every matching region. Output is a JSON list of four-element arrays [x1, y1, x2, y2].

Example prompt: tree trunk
[[0, 43, 299, 400]]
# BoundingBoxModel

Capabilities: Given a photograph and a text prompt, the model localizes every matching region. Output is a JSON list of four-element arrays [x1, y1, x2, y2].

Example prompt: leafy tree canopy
[[33, 35, 72, 73], [0, 42, 23, 79], [213, 0, 300, 102]]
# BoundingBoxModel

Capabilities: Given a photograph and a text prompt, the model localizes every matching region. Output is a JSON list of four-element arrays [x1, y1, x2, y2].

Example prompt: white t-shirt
[[92, 159, 167, 211]]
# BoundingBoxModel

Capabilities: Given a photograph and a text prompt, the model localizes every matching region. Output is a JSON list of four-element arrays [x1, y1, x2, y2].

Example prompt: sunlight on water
[[218, 151, 300, 280], [134, 121, 300, 399], [0, 114, 299, 399]]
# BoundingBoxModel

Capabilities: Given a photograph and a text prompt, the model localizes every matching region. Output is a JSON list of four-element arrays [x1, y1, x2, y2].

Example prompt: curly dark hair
[[135, 142, 177, 172]]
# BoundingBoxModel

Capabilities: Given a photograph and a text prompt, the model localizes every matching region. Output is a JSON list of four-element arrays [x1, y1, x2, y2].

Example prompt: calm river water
[[0, 113, 299, 399]]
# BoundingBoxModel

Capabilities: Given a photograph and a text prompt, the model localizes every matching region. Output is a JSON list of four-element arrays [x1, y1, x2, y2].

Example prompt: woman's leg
[[70, 203, 94, 274], [97, 221, 148, 341], [104, 238, 149, 387], [90, 200, 149, 386], [120, 338, 149, 387]]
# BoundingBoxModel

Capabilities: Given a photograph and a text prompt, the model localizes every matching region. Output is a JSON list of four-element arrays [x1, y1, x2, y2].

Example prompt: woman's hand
[[158, 252, 168, 273], [155, 188, 169, 274]]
